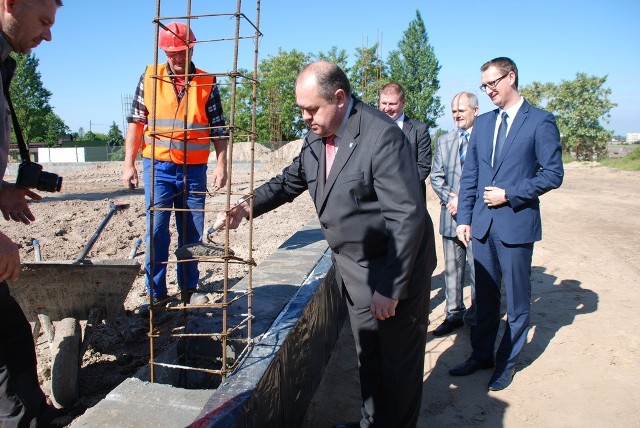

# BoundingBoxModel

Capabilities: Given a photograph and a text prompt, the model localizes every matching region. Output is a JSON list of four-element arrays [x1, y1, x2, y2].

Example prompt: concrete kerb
[[190, 250, 343, 427], [71, 217, 346, 427]]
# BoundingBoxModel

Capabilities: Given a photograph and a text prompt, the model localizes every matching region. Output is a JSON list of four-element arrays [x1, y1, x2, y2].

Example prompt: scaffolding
[[358, 33, 384, 105], [120, 94, 133, 138], [144, 1, 261, 386]]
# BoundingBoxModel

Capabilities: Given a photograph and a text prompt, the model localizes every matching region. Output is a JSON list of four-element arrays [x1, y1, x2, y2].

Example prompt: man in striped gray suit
[[430, 92, 478, 336]]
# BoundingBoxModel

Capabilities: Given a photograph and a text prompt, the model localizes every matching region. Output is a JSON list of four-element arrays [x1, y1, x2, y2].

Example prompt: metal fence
[[8, 145, 125, 163]]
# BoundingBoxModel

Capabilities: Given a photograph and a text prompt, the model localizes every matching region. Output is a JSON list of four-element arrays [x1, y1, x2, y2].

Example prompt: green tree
[[219, 69, 257, 142], [257, 49, 309, 142], [431, 128, 448, 142], [79, 131, 107, 141], [42, 111, 69, 146], [521, 73, 616, 160], [107, 121, 124, 147], [386, 10, 443, 129], [221, 50, 307, 145], [349, 43, 385, 106], [106, 121, 125, 160], [313, 46, 349, 72], [429, 128, 448, 154], [10, 53, 68, 146], [518, 81, 554, 108]]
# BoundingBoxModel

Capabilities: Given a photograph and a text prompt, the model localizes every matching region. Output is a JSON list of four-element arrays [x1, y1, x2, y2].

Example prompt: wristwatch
[[504, 190, 509, 202]]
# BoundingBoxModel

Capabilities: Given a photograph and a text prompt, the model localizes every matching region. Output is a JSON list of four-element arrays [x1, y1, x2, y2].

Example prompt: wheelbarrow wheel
[[50, 317, 81, 409]]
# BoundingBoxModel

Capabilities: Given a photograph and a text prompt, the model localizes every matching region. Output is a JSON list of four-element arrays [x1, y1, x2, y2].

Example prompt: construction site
[[4, 1, 640, 427], [5, 1, 346, 426]]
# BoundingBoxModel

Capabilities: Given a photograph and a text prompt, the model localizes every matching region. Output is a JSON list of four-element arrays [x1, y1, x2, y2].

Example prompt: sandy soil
[[4, 150, 639, 427], [3, 140, 317, 414], [301, 162, 640, 427]]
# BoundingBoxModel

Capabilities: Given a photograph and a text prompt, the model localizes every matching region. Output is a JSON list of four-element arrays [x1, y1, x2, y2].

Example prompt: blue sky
[[34, 0, 639, 137]]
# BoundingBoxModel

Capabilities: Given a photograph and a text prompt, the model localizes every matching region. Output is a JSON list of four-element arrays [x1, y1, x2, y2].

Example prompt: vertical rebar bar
[[147, 0, 261, 385]]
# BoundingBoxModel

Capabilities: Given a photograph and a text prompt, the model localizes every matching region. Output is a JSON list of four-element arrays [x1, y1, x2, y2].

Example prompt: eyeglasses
[[479, 72, 510, 92]]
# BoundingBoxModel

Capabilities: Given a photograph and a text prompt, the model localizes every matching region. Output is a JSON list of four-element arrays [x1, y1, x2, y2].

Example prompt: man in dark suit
[[449, 57, 563, 391], [430, 92, 479, 337], [379, 82, 432, 200], [227, 61, 437, 427]]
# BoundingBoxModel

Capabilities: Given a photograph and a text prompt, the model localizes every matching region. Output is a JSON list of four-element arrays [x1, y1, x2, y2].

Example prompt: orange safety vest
[[142, 63, 215, 164]]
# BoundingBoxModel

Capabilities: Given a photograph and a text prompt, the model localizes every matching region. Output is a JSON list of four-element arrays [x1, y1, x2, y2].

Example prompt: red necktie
[[325, 135, 336, 180]]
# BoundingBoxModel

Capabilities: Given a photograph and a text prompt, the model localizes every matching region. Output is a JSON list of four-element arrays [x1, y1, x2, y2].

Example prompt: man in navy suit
[[449, 57, 564, 391], [227, 61, 436, 427]]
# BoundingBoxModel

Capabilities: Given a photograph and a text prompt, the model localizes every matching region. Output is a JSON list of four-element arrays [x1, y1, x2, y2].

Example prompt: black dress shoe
[[333, 423, 360, 428], [488, 367, 516, 391], [433, 318, 465, 337], [449, 357, 495, 376]]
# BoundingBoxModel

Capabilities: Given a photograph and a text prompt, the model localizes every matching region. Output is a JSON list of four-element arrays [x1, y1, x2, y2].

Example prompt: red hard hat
[[159, 22, 196, 52]]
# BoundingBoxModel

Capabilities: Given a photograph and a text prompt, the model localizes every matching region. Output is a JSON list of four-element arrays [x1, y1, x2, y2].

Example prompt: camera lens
[[37, 171, 63, 192]]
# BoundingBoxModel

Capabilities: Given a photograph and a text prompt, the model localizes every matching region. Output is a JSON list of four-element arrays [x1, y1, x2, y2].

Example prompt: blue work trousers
[[143, 158, 207, 298]]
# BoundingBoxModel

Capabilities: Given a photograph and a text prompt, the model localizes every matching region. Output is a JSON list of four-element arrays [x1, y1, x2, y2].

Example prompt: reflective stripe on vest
[[142, 63, 215, 164]]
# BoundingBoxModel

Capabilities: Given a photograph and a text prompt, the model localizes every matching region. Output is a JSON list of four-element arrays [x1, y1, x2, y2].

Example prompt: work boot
[[179, 288, 209, 306], [135, 296, 167, 317], [189, 292, 209, 306]]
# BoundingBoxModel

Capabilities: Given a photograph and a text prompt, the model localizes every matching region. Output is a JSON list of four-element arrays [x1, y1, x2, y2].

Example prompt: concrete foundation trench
[[70, 219, 346, 427]]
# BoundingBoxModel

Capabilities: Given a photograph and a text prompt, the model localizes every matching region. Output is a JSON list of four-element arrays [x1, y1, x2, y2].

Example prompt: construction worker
[[122, 21, 228, 314]]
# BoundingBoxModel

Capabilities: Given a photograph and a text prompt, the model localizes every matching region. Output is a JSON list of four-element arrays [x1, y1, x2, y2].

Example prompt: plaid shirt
[[128, 62, 227, 137]]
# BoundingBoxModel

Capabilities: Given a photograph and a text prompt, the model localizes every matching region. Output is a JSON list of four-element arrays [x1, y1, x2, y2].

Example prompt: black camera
[[15, 161, 62, 192]]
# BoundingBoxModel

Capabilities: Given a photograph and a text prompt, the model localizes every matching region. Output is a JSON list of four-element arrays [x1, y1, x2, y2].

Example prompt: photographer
[[0, 1, 68, 427]]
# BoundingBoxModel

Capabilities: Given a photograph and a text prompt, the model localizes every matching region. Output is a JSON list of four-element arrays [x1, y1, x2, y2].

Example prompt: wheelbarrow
[[8, 259, 141, 408], [6, 201, 141, 408]]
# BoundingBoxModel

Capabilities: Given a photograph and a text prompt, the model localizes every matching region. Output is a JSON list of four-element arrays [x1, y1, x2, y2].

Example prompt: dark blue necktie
[[459, 131, 468, 167], [493, 111, 508, 166]]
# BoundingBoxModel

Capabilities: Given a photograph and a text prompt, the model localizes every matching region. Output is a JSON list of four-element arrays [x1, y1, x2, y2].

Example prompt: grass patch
[[600, 147, 640, 171]]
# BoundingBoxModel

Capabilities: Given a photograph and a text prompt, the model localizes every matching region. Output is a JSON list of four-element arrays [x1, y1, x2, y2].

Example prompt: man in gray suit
[[227, 61, 436, 428], [430, 92, 479, 337], [379, 82, 432, 200]]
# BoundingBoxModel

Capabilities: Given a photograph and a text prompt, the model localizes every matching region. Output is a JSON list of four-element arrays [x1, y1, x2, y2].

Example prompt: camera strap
[[1, 56, 31, 163]]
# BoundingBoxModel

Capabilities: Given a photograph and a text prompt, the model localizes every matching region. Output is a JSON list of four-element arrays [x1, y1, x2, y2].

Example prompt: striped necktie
[[459, 130, 468, 167]]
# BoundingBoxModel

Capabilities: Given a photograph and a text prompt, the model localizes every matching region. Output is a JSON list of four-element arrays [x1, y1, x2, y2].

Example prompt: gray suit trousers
[[442, 236, 476, 325]]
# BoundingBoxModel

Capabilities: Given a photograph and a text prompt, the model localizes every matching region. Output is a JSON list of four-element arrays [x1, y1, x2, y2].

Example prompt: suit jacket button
[[321, 222, 328, 229], [333, 249, 339, 254]]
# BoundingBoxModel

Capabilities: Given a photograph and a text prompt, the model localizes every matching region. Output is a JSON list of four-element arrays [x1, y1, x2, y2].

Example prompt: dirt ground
[[4, 150, 640, 427], [3, 141, 318, 415], [301, 162, 640, 427]]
